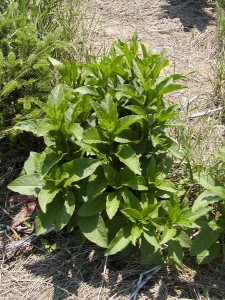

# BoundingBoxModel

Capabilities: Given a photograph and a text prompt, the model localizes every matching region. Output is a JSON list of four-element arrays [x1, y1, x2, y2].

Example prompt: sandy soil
[[1, 1, 225, 300], [88, 0, 216, 109]]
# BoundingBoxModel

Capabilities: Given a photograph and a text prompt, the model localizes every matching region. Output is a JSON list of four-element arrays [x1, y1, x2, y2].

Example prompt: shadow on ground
[[19, 235, 225, 300], [162, 0, 215, 32]]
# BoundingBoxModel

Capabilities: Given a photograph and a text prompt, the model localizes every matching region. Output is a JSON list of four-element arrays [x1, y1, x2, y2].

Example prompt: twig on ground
[[184, 96, 199, 112], [0, 205, 13, 220], [189, 107, 224, 118], [97, 256, 108, 300], [1, 226, 55, 262], [129, 265, 161, 300]]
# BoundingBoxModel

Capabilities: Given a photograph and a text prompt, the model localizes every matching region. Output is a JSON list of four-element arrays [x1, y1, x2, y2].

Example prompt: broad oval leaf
[[24, 152, 40, 175], [87, 167, 108, 197], [131, 225, 143, 245], [106, 192, 121, 219], [193, 187, 225, 211], [160, 225, 177, 245], [122, 188, 141, 210], [8, 174, 44, 196], [78, 214, 108, 248], [55, 191, 76, 231], [75, 86, 99, 96], [83, 127, 109, 144], [62, 159, 101, 187], [40, 147, 65, 177], [116, 144, 141, 175], [190, 220, 223, 256], [105, 226, 132, 256], [156, 179, 177, 193], [114, 115, 143, 136], [78, 193, 107, 217], [35, 191, 76, 234], [38, 181, 60, 213]]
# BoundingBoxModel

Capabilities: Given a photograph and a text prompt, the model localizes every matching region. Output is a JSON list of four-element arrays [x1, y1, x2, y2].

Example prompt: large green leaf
[[126, 176, 148, 190], [176, 230, 191, 248], [147, 156, 157, 184], [38, 181, 60, 213], [1, 80, 20, 96], [116, 84, 144, 104], [61, 159, 101, 187], [122, 188, 141, 210], [121, 208, 142, 223], [39, 147, 65, 177], [193, 173, 215, 189], [143, 231, 160, 250], [8, 174, 44, 196], [35, 191, 76, 234], [182, 206, 212, 224], [140, 235, 162, 265], [114, 115, 143, 136], [168, 240, 184, 268], [78, 193, 107, 217], [131, 225, 143, 245], [82, 127, 109, 144], [190, 220, 223, 256], [14, 119, 58, 137], [24, 152, 41, 175], [87, 167, 108, 197], [193, 187, 225, 210], [116, 144, 141, 175], [55, 191, 76, 231], [196, 242, 221, 264], [132, 58, 144, 81], [141, 203, 161, 220], [78, 214, 108, 248], [65, 123, 84, 141], [116, 167, 147, 190], [105, 226, 132, 255], [156, 179, 177, 193], [102, 164, 117, 187], [160, 225, 177, 245], [125, 105, 147, 118], [46, 84, 69, 120], [91, 97, 118, 133], [75, 86, 99, 96], [106, 192, 121, 219]]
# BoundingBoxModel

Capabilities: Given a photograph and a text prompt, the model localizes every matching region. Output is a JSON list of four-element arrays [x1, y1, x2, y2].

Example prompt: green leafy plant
[[0, 1, 72, 132], [8, 35, 224, 267], [193, 147, 225, 264], [216, 0, 225, 101]]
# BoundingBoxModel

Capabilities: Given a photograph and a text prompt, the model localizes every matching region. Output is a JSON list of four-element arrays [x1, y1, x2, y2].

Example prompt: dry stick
[[85, 7, 97, 54], [109, 287, 134, 300], [184, 96, 199, 112], [1, 226, 55, 262], [0, 205, 13, 220], [97, 256, 108, 300], [188, 107, 224, 118], [129, 266, 161, 300]]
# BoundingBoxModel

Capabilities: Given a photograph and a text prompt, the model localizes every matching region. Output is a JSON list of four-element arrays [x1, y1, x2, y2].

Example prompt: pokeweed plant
[[8, 35, 223, 268]]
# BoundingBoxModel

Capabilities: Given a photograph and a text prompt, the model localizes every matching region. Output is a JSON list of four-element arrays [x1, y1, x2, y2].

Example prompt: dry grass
[[1, 233, 225, 300], [1, 0, 225, 299]]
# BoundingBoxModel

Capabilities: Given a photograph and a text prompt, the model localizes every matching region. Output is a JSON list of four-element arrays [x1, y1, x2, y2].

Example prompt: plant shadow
[[162, 0, 215, 32], [19, 234, 225, 300]]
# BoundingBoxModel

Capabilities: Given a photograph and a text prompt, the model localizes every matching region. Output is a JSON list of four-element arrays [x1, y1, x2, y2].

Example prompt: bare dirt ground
[[1, 1, 225, 299]]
